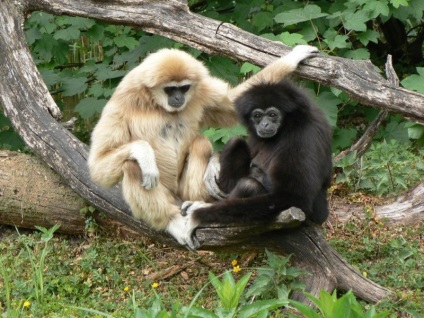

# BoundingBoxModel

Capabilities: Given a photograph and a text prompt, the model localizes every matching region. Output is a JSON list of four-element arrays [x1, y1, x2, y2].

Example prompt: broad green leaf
[[344, 48, 370, 60], [113, 35, 140, 50], [238, 300, 288, 318], [207, 56, 239, 86], [240, 62, 261, 75], [333, 128, 357, 151], [357, 30, 379, 46], [39, 69, 61, 87], [53, 26, 81, 41], [312, 91, 340, 128], [252, 12, 274, 31], [344, 11, 370, 32], [274, 5, 328, 27], [278, 32, 307, 46], [364, 0, 390, 18], [74, 98, 107, 119], [25, 28, 43, 45], [94, 64, 127, 81], [182, 306, 218, 318], [289, 300, 321, 318], [317, 290, 335, 317], [323, 30, 351, 50], [407, 124, 424, 139], [401, 68, 424, 94], [390, 0, 409, 8], [61, 77, 88, 96]]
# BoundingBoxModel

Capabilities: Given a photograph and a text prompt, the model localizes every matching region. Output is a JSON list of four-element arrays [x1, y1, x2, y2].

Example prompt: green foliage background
[[0, 0, 423, 195]]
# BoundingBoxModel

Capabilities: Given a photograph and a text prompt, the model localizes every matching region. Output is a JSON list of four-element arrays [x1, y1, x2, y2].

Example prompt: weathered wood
[[0, 0, 399, 304], [20, 0, 424, 124]]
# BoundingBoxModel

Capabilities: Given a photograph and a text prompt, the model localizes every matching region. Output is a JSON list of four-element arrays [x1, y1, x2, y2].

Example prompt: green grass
[[0, 219, 423, 317]]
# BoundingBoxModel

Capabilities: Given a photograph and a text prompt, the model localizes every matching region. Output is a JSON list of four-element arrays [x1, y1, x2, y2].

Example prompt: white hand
[[129, 141, 160, 190], [283, 45, 319, 67]]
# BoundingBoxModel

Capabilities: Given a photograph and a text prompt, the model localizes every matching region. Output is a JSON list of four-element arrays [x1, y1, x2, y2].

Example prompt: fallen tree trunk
[[0, 0, 401, 304], [2, 150, 421, 231]]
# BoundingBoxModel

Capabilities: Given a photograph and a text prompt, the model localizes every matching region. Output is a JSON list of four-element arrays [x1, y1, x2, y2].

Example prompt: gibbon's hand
[[180, 201, 213, 250], [166, 212, 200, 250], [129, 141, 160, 190], [203, 154, 228, 200], [283, 45, 319, 67]]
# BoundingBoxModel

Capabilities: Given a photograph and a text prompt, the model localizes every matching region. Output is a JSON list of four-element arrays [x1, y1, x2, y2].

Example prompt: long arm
[[229, 45, 319, 101]]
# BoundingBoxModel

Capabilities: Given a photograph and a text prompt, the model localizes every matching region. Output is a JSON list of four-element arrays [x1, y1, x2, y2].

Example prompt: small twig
[[334, 55, 399, 163], [145, 261, 195, 281]]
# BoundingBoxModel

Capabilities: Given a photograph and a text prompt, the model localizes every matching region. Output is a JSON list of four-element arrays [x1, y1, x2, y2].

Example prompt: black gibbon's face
[[250, 107, 282, 138]]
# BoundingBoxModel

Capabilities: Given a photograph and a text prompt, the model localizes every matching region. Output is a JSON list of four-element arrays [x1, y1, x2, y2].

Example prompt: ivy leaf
[[252, 12, 274, 31], [357, 30, 379, 46], [53, 26, 81, 41], [278, 32, 307, 46], [344, 48, 370, 60], [207, 56, 239, 86], [323, 31, 351, 50], [39, 69, 61, 87], [61, 77, 88, 96], [364, 0, 390, 18], [74, 98, 108, 119], [240, 62, 261, 75], [274, 5, 328, 27], [312, 91, 340, 128], [333, 128, 357, 151], [344, 11, 370, 32], [113, 35, 139, 50], [94, 64, 127, 81], [401, 68, 424, 94], [390, 0, 409, 8], [25, 28, 43, 45]]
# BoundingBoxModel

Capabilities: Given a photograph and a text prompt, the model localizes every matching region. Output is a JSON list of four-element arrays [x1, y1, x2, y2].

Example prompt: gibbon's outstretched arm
[[228, 45, 319, 101]]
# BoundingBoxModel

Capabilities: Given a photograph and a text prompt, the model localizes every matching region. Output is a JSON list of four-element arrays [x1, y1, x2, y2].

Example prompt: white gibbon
[[88, 45, 318, 246]]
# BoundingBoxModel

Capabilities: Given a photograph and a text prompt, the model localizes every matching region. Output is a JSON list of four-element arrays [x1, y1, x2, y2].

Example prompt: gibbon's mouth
[[258, 130, 277, 138]]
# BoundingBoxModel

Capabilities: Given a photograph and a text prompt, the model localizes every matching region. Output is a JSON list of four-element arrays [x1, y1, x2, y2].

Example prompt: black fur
[[194, 79, 333, 224]]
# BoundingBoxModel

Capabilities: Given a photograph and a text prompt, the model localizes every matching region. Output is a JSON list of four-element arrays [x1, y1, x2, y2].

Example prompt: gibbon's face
[[155, 79, 194, 113], [250, 107, 282, 138]]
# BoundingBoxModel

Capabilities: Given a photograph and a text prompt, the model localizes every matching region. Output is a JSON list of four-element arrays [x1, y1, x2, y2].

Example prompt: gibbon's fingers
[[283, 45, 319, 68], [129, 140, 160, 190], [204, 154, 228, 200]]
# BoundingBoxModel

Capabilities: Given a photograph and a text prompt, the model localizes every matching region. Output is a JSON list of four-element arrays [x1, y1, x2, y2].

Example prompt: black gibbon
[[182, 79, 333, 249], [88, 45, 319, 246]]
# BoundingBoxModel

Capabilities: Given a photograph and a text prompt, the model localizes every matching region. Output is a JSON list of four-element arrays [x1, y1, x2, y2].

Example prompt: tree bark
[[0, 0, 407, 304]]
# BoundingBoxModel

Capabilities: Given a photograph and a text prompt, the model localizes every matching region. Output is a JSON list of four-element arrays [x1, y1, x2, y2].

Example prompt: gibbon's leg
[[216, 137, 251, 194], [228, 177, 267, 199], [88, 140, 159, 190], [122, 161, 192, 246], [178, 135, 214, 202], [121, 161, 179, 227], [310, 188, 330, 224], [229, 45, 319, 100]]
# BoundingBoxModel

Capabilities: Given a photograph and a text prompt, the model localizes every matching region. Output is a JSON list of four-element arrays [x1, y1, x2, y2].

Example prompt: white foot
[[165, 213, 200, 250]]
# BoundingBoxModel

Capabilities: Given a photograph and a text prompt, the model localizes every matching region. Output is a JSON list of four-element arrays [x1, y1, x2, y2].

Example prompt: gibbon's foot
[[166, 213, 200, 250], [204, 154, 228, 200], [285, 45, 319, 67], [181, 201, 213, 250]]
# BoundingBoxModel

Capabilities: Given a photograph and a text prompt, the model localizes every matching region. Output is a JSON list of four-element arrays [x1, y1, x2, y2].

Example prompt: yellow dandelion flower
[[363, 271, 368, 278], [152, 282, 159, 288], [23, 301, 31, 308], [124, 286, 130, 292], [231, 259, 238, 266], [233, 265, 241, 273]]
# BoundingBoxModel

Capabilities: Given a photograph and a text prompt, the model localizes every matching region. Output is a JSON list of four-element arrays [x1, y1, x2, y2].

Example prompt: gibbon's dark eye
[[253, 113, 262, 119], [180, 85, 191, 93], [269, 112, 276, 118], [164, 86, 176, 95]]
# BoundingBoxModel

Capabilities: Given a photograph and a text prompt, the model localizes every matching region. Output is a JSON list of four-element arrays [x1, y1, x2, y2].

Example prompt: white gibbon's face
[[153, 79, 195, 113]]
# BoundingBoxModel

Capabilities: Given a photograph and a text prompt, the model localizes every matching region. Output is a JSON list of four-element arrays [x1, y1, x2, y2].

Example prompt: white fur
[[282, 45, 319, 68], [129, 141, 160, 190]]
